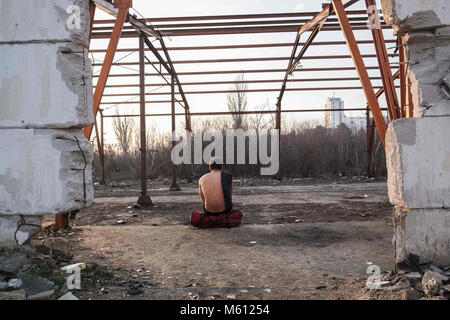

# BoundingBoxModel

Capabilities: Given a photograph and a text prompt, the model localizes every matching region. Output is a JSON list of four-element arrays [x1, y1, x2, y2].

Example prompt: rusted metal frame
[[93, 16, 380, 31], [92, 53, 398, 66], [94, 10, 370, 23], [101, 86, 398, 97], [137, 32, 153, 207], [99, 109, 106, 185], [102, 108, 389, 118], [170, 75, 181, 191], [365, 0, 400, 121], [84, 5, 129, 139], [93, 117, 103, 178], [91, 25, 393, 38], [92, 0, 160, 38], [159, 38, 192, 131], [93, 66, 384, 78], [332, 0, 387, 146], [366, 107, 373, 176], [287, 23, 327, 75], [140, 33, 172, 74], [98, 76, 384, 88], [89, 40, 397, 53]]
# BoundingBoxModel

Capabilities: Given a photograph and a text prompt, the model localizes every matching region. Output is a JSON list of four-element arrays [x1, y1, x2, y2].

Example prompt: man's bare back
[[199, 170, 226, 213]]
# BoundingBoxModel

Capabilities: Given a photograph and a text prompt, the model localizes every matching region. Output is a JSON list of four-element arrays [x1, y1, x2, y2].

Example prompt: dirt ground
[[45, 177, 396, 300]]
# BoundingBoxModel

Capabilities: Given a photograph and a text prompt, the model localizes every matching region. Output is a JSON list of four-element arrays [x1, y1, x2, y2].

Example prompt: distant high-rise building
[[324, 97, 366, 133]]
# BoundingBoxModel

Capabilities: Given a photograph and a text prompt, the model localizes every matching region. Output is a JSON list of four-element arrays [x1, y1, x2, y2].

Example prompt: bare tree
[[112, 108, 135, 157], [248, 98, 274, 132], [227, 73, 248, 129]]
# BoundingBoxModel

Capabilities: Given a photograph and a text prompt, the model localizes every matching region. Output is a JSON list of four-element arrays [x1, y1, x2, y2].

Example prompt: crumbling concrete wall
[[0, 0, 94, 247], [382, 0, 450, 266]]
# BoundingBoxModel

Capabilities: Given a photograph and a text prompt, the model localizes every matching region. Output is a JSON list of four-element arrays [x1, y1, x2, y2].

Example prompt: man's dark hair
[[209, 158, 223, 170]]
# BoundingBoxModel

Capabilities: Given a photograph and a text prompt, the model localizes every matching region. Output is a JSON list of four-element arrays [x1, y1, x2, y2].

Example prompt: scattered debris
[[226, 294, 236, 299]]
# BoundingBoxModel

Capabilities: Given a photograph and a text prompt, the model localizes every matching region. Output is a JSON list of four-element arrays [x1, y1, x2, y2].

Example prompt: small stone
[[422, 270, 448, 297], [0, 289, 26, 300], [18, 272, 56, 296], [58, 291, 79, 300], [0, 281, 8, 290], [405, 272, 422, 280], [8, 278, 22, 289], [226, 295, 236, 299], [27, 290, 56, 300], [401, 288, 421, 300], [264, 288, 272, 293], [0, 252, 30, 274]]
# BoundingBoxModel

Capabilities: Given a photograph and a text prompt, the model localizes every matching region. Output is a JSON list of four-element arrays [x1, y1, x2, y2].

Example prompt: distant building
[[324, 97, 366, 133]]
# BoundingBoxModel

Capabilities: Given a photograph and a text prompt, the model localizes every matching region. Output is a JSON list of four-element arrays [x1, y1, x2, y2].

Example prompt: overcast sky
[[91, 0, 397, 144]]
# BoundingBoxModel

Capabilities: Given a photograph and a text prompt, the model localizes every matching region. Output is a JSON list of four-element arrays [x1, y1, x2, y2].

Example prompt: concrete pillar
[[382, 0, 450, 266], [0, 0, 94, 247]]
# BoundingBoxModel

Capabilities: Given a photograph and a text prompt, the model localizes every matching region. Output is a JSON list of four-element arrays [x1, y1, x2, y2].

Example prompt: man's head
[[209, 157, 223, 171]]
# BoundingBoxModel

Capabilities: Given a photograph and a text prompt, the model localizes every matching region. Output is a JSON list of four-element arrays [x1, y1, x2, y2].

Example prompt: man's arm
[[199, 180, 206, 206]]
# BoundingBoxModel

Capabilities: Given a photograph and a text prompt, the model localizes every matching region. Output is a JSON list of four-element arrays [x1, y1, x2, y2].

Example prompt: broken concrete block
[[0, 215, 43, 247], [386, 117, 450, 208], [393, 207, 450, 266], [381, 0, 450, 34], [0, 0, 90, 46], [0, 129, 94, 216], [0, 42, 93, 128]]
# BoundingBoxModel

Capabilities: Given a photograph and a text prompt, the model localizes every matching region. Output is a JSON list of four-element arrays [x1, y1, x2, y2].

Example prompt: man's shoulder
[[199, 172, 211, 183]]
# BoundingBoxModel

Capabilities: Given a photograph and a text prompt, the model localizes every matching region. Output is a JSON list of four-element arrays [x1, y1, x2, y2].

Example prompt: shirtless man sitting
[[198, 158, 233, 215]]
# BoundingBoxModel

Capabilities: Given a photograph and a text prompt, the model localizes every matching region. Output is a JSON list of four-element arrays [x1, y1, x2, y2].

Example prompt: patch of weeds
[[27, 258, 66, 288], [81, 263, 115, 289]]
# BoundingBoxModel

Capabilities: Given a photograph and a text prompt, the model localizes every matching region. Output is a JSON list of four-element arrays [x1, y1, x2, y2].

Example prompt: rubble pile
[[363, 257, 450, 300]]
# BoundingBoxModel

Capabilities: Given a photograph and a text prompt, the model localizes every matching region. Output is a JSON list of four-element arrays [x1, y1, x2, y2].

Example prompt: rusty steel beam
[[92, 0, 160, 38], [159, 37, 192, 131], [92, 16, 382, 31], [99, 109, 106, 185], [96, 77, 385, 88], [92, 66, 385, 78], [332, 0, 387, 146], [101, 86, 398, 97], [366, 0, 400, 121], [137, 33, 153, 207], [89, 39, 397, 53], [84, 5, 129, 139], [170, 75, 180, 191], [91, 24, 392, 38], [101, 107, 389, 118], [92, 54, 398, 67], [93, 10, 370, 24]]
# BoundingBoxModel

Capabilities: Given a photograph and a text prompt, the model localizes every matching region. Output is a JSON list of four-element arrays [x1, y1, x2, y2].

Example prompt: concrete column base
[[393, 207, 450, 267], [0, 214, 43, 248]]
